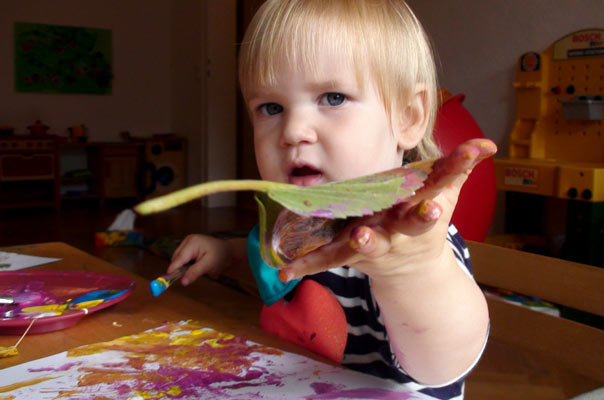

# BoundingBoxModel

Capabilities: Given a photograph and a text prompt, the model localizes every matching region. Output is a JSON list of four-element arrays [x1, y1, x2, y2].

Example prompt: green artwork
[[14, 22, 113, 94]]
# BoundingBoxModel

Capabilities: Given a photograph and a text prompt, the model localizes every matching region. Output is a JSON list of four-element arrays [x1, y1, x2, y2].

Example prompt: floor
[[1, 201, 601, 399]]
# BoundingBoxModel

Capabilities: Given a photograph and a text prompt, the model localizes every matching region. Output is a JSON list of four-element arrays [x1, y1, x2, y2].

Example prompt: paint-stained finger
[[415, 139, 497, 202], [279, 239, 358, 282], [348, 225, 392, 259], [399, 199, 443, 237]]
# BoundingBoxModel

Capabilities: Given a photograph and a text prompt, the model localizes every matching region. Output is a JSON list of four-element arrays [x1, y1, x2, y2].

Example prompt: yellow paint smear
[[133, 385, 182, 399], [0, 377, 55, 393]]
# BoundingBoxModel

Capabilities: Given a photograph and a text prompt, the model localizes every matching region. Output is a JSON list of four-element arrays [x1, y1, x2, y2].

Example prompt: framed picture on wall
[[14, 22, 113, 95]]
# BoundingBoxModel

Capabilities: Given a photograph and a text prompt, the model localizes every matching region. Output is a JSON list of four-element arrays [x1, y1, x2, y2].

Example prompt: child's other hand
[[278, 138, 497, 282], [168, 234, 230, 286]]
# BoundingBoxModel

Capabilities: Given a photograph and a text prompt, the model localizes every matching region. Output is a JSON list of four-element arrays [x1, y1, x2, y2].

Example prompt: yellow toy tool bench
[[495, 29, 604, 267]]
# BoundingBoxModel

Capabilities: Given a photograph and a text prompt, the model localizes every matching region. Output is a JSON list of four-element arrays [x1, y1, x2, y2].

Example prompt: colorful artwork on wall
[[14, 22, 113, 95], [0, 320, 434, 399]]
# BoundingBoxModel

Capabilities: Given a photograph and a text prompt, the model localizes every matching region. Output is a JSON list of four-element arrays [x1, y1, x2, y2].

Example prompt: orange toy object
[[433, 92, 497, 242], [496, 29, 604, 202], [260, 279, 347, 363]]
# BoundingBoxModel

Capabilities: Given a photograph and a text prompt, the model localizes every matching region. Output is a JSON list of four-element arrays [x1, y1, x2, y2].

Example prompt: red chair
[[433, 92, 497, 242]]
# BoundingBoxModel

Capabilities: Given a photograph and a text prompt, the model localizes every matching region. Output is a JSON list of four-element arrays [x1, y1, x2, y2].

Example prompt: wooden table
[[0, 242, 322, 369]]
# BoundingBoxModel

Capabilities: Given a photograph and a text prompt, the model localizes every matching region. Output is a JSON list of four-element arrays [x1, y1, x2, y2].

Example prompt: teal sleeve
[[247, 225, 301, 306]]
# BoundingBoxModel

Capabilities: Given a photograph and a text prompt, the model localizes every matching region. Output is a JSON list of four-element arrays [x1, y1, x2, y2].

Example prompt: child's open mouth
[[289, 165, 323, 186]]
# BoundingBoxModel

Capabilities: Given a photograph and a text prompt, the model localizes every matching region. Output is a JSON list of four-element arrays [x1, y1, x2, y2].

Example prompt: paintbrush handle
[[149, 262, 193, 297]]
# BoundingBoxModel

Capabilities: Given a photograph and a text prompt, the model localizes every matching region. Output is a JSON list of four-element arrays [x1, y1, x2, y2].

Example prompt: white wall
[[0, 0, 172, 141], [406, 0, 604, 234]]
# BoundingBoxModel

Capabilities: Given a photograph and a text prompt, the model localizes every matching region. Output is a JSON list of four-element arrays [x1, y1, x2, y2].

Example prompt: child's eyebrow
[[305, 79, 351, 92]]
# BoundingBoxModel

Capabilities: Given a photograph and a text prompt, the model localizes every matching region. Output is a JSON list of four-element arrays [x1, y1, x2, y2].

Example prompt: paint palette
[[0, 271, 135, 335]]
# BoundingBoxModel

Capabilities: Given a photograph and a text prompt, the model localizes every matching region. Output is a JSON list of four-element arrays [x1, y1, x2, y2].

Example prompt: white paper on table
[[0, 251, 60, 271], [0, 320, 437, 400]]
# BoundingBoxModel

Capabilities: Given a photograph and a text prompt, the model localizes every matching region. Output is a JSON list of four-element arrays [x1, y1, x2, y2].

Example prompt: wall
[[406, 0, 604, 234], [1, 0, 239, 207], [205, 0, 237, 207], [0, 0, 172, 141], [171, 1, 205, 188]]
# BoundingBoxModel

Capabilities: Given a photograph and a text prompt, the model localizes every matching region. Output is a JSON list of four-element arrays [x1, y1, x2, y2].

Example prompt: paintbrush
[[149, 262, 194, 297]]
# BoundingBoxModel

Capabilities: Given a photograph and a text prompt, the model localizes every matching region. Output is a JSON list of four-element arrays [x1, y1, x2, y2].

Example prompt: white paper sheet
[[0, 320, 436, 399], [0, 251, 60, 271]]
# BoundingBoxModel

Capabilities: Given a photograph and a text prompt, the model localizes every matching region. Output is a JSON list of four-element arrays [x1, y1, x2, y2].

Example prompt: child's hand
[[167, 234, 230, 286], [278, 138, 497, 282]]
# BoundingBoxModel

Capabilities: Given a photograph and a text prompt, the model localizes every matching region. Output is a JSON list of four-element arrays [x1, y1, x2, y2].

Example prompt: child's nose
[[279, 111, 317, 147]]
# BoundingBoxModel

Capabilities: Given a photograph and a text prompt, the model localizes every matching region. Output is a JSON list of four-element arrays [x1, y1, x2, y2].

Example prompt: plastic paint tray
[[0, 271, 135, 335]]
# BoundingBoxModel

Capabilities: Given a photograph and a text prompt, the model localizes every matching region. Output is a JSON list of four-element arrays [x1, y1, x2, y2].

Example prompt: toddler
[[168, 1, 493, 398]]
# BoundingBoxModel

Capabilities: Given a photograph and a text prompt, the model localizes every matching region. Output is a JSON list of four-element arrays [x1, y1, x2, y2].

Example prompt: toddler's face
[[246, 53, 404, 186]]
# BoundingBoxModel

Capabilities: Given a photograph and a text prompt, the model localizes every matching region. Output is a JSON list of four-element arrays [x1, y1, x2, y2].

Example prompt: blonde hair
[[238, 0, 440, 162]]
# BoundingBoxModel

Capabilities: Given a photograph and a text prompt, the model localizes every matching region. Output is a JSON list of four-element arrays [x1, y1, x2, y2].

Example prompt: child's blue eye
[[321, 92, 346, 106], [260, 103, 283, 116]]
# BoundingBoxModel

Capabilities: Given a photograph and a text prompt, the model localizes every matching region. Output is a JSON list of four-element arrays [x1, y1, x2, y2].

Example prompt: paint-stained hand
[[278, 138, 497, 282]]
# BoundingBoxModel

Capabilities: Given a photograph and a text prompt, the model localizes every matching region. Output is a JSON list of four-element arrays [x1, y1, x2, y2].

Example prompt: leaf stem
[[134, 179, 293, 215]]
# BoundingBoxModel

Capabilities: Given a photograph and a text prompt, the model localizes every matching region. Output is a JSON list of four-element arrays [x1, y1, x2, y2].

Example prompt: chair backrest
[[467, 240, 604, 383]]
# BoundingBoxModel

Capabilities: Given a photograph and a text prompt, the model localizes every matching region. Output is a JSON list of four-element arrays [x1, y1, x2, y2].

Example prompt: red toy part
[[433, 93, 496, 242], [260, 279, 347, 363]]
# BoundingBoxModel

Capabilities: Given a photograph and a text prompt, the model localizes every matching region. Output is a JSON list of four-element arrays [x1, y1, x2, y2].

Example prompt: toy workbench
[[496, 29, 604, 267]]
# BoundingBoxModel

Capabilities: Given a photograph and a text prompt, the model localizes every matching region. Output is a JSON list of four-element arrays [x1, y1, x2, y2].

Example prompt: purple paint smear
[[309, 209, 335, 218], [3, 322, 432, 400], [28, 361, 80, 372]]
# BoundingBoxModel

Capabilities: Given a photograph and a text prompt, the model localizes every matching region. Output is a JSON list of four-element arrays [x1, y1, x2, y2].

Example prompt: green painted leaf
[[135, 160, 433, 218], [267, 161, 431, 219], [134, 159, 434, 268]]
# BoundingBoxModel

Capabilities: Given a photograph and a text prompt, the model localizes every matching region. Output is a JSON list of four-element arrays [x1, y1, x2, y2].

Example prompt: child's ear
[[395, 85, 429, 151]]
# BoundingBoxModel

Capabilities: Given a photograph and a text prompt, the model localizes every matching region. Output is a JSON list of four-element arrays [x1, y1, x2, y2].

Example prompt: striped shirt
[[288, 224, 476, 400]]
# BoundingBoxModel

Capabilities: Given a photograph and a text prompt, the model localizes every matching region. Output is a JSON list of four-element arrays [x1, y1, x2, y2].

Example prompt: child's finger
[[168, 243, 197, 274], [348, 225, 391, 259], [168, 251, 190, 274], [350, 200, 442, 257], [390, 199, 443, 237], [415, 139, 497, 202], [278, 239, 357, 282], [181, 256, 212, 286]]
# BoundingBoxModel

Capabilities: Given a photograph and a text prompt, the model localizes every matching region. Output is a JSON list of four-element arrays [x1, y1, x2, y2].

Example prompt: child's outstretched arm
[[279, 139, 495, 385], [168, 235, 250, 287]]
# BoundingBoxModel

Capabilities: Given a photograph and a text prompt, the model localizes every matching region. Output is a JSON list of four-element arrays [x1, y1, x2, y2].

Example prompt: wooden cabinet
[[61, 143, 143, 205], [0, 137, 186, 209], [0, 136, 60, 209], [98, 145, 141, 202]]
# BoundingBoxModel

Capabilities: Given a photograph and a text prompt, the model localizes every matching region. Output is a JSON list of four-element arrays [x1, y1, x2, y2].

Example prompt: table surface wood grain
[[0, 242, 325, 370]]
